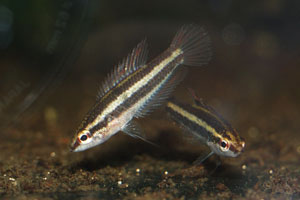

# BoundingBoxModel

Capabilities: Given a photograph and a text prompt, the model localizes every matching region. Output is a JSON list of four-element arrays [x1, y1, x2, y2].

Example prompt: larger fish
[[70, 25, 212, 152]]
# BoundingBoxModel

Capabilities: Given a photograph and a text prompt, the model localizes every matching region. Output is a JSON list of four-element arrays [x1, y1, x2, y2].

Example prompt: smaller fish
[[165, 89, 245, 163]]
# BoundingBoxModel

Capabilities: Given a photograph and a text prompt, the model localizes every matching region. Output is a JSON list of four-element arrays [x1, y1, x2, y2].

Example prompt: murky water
[[1, 1, 300, 199]]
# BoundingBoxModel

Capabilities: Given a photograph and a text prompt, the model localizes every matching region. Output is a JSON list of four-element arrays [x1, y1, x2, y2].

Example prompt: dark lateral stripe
[[89, 49, 184, 135], [168, 100, 228, 135], [166, 100, 231, 143], [193, 104, 239, 139], [166, 105, 213, 143], [79, 50, 174, 132]]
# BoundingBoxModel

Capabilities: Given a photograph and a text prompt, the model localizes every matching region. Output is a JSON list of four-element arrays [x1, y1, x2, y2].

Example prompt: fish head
[[208, 130, 245, 157], [70, 128, 105, 152], [70, 102, 117, 152]]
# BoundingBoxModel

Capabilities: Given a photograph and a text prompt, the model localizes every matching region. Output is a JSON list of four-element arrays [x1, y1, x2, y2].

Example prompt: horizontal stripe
[[101, 68, 175, 134], [166, 101, 222, 140], [87, 48, 183, 132]]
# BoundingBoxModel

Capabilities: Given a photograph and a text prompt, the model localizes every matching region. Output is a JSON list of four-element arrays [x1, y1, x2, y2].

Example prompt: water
[[1, 1, 300, 199]]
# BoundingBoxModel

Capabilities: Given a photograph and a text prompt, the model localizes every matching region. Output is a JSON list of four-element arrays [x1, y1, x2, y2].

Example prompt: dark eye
[[221, 141, 227, 148], [80, 134, 88, 141], [219, 139, 230, 151]]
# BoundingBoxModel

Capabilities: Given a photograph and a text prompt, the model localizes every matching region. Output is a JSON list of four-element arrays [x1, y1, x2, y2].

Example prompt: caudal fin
[[170, 24, 212, 66]]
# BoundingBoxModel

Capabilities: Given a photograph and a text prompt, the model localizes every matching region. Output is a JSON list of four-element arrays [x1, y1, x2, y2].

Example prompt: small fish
[[70, 25, 212, 152], [165, 89, 245, 161]]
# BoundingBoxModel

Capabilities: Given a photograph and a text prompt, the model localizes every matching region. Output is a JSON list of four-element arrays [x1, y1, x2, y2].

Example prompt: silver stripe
[[86, 48, 183, 130]]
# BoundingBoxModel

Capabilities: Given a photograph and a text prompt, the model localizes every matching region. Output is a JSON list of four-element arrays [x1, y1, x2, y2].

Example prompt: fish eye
[[219, 139, 230, 152], [80, 134, 88, 141], [78, 131, 91, 142]]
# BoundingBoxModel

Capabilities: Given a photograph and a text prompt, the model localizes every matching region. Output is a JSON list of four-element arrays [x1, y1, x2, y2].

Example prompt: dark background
[[0, 0, 299, 199]]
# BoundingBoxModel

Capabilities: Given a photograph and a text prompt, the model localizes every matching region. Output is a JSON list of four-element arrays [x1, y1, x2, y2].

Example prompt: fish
[[165, 89, 245, 162], [70, 25, 212, 152]]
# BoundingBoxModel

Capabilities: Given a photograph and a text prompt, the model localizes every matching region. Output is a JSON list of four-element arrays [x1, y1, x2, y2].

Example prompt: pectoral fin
[[123, 120, 158, 147]]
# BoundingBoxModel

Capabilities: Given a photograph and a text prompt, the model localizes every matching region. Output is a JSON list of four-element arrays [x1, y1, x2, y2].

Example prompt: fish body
[[166, 89, 245, 158], [70, 25, 212, 152]]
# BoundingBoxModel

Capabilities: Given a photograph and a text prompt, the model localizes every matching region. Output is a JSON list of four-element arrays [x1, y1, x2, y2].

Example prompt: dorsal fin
[[187, 88, 236, 132], [187, 88, 217, 114], [97, 39, 149, 99]]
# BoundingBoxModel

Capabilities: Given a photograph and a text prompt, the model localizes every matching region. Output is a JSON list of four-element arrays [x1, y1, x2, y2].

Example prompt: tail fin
[[170, 24, 212, 66]]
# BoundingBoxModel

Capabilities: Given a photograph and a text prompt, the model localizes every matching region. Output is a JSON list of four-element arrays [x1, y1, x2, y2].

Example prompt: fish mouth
[[69, 144, 76, 152], [69, 138, 81, 152], [228, 143, 245, 157]]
